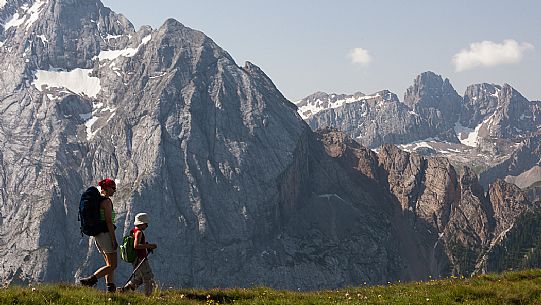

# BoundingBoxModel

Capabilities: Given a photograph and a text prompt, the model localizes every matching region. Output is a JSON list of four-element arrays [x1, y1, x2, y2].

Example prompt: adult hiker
[[120, 212, 157, 296], [79, 178, 118, 292]]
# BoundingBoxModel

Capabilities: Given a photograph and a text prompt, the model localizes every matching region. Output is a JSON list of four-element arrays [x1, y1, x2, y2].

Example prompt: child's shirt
[[131, 227, 148, 259]]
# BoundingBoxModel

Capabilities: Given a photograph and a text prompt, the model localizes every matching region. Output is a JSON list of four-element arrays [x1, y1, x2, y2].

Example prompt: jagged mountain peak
[[0, 0, 136, 71], [499, 83, 528, 103], [404, 71, 458, 104], [464, 83, 501, 99], [158, 18, 204, 42], [416, 70, 443, 82], [408, 71, 455, 95], [403, 71, 461, 132]]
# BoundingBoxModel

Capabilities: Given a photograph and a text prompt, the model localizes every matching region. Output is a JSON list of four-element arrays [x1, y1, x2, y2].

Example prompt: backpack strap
[[131, 227, 145, 239]]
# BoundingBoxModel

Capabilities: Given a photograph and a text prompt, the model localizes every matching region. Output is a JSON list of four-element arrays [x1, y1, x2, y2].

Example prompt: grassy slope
[[2, 269, 541, 304]]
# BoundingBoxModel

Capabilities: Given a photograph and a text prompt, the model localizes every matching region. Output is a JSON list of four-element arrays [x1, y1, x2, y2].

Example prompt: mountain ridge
[[296, 72, 541, 202]]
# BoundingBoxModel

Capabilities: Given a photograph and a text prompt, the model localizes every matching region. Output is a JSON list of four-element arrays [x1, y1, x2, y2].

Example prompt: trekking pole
[[122, 251, 152, 288]]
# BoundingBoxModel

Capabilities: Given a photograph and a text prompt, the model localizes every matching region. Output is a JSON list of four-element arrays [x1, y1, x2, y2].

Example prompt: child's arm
[[133, 231, 157, 250]]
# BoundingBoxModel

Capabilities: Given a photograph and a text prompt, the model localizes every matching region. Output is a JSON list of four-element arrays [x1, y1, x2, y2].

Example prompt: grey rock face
[[491, 85, 541, 138], [464, 84, 541, 139], [479, 133, 541, 188], [525, 184, 541, 203], [460, 83, 541, 140]]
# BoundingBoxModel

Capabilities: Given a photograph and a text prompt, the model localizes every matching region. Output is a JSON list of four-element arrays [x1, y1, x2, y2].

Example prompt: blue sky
[[101, 0, 540, 102]]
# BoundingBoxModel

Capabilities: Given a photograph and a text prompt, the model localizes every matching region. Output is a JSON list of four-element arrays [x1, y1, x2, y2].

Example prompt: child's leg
[[123, 258, 145, 290], [139, 260, 155, 296], [143, 280, 153, 296]]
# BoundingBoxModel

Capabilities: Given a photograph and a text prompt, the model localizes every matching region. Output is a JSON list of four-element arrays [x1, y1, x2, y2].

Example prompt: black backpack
[[78, 186, 108, 236]]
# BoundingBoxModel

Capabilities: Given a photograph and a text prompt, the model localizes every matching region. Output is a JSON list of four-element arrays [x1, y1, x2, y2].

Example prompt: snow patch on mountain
[[454, 122, 478, 147], [36, 34, 48, 43], [398, 138, 439, 152], [96, 34, 152, 61], [104, 34, 123, 40], [0, 0, 6, 9], [296, 93, 378, 119], [4, 0, 47, 31], [80, 102, 117, 141], [32, 68, 101, 98]]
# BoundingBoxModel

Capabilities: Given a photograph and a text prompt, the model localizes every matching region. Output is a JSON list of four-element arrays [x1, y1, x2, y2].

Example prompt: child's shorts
[[133, 257, 154, 282]]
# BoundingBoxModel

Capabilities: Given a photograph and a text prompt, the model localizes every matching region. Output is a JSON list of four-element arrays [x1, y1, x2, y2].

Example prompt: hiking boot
[[117, 282, 135, 293], [106, 283, 116, 293], [79, 275, 97, 287]]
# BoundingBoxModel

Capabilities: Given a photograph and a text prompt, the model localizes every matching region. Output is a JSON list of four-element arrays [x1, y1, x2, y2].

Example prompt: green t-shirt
[[99, 202, 116, 222]]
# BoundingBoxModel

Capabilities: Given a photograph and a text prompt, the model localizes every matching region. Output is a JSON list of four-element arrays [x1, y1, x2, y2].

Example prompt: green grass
[[3, 269, 541, 304]]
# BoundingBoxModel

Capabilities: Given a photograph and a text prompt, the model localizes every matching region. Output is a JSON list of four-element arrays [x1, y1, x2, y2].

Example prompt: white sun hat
[[134, 213, 150, 225]]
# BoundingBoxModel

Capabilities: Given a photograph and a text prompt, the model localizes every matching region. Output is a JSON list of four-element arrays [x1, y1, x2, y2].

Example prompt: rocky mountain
[[297, 73, 541, 201], [403, 72, 462, 134], [300, 72, 464, 148], [317, 129, 539, 277], [462, 84, 541, 139], [0, 0, 540, 290], [0, 0, 315, 288]]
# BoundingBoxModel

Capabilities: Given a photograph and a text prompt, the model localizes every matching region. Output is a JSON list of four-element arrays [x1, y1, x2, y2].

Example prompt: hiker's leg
[[140, 260, 155, 296], [126, 258, 144, 289], [104, 252, 118, 284], [79, 250, 106, 286], [143, 280, 153, 296], [94, 251, 117, 283], [93, 232, 117, 283]]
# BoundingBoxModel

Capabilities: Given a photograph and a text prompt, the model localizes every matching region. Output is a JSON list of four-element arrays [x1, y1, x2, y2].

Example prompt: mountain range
[[0, 0, 540, 290], [297, 72, 541, 199]]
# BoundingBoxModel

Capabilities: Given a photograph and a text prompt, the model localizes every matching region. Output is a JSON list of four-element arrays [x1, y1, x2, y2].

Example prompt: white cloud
[[349, 48, 372, 65], [453, 39, 534, 72]]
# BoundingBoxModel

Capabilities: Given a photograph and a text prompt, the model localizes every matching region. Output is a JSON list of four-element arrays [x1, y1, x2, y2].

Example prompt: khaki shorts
[[94, 232, 116, 254], [130, 257, 154, 285]]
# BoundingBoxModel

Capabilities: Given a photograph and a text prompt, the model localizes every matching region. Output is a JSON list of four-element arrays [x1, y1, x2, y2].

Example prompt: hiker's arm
[[102, 199, 117, 249], [133, 231, 144, 249], [133, 231, 157, 250]]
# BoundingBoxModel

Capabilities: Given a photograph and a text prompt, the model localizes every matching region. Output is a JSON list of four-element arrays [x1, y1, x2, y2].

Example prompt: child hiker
[[120, 212, 157, 295]]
